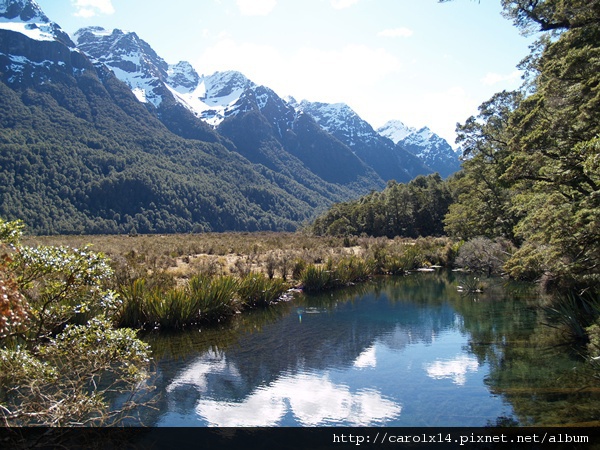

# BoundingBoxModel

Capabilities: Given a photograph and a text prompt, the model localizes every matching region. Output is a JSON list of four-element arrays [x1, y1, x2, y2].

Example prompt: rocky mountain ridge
[[73, 24, 459, 182], [0, 0, 463, 234]]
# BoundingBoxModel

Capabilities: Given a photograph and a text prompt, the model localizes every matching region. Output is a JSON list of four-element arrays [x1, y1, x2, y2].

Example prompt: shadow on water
[[122, 270, 600, 427]]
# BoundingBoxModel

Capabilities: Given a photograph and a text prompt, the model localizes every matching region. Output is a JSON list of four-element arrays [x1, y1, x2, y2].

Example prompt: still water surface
[[134, 271, 600, 427]]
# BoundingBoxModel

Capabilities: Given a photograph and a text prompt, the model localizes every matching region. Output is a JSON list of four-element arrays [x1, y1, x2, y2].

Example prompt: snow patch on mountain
[[378, 120, 461, 178], [75, 27, 171, 107], [293, 100, 380, 147], [167, 61, 198, 93], [0, 0, 73, 45], [74, 28, 255, 123], [1, 0, 48, 23], [377, 120, 415, 144]]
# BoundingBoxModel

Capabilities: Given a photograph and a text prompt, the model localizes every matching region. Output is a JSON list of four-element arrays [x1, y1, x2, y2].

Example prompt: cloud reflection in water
[[196, 371, 401, 426], [424, 355, 479, 385], [167, 351, 401, 426]]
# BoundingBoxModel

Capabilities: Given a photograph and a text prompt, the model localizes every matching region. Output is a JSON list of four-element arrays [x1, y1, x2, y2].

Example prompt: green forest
[[314, 0, 600, 292], [0, 61, 354, 235]]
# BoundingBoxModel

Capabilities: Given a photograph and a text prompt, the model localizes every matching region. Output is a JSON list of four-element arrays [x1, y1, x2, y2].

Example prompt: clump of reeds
[[237, 273, 288, 308], [300, 256, 374, 292], [188, 275, 241, 323], [115, 275, 241, 329], [301, 264, 335, 292], [456, 276, 485, 294], [543, 291, 600, 344]]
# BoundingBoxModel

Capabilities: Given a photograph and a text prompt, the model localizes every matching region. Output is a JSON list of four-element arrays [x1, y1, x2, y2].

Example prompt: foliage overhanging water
[[125, 271, 600, 427]]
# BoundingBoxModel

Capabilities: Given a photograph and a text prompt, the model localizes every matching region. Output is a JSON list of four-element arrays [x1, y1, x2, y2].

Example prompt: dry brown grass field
[[23, 232, 450, 283], [23, 232, 358, 281]]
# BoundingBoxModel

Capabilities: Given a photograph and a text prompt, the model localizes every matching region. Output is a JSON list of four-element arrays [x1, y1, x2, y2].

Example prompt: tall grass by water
[[26, 233, 456, 329], [116, 275, 243, 329]]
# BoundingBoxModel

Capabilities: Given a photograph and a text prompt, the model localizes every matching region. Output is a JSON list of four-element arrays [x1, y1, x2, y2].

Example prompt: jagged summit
[[0, 0, 47, 22], [0, 0, 73, 46], [201, 70, 253, 100], [292, 100, 433, 183], [75, 26, 171, 106], [74, 28, 258, 124], [293, 101, 374, 141], [378, 120, 460, 178], [167, 61, 199, 93], [377, 120, 415, 144], [72, 25, 458, 181]]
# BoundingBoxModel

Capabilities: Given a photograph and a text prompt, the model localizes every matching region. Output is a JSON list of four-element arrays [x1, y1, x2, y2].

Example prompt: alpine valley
[[0, 0, 461, 234]]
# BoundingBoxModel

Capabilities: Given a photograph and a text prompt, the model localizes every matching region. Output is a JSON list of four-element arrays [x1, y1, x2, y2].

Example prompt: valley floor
[[24, 232, 426, 282]]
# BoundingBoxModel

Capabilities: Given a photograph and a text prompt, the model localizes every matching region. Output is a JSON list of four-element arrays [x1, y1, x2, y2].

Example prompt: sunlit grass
[[25, 232, 456, 329]]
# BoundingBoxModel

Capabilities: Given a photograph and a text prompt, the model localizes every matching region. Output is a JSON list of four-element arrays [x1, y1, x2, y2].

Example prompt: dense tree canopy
[[444, 0, 600, 289], [312, 173, 453, 238], [317, 0, 599, 291]]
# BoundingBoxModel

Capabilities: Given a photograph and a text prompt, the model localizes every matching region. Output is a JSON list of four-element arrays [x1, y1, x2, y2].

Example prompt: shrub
[[0, 218, 150, 427], [543, 292, 600, 344], [301, 264, 334, 292], [455, 237, 515, 276], [187, 275, 240, 323]]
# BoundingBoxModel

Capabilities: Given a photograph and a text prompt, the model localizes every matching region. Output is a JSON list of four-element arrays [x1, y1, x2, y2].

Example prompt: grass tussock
[[543, 291, 600, 344], [116, 275, 242, 329]]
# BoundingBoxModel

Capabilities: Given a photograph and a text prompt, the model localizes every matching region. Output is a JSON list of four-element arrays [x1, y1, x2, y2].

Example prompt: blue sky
[[36, 0, 535, 145]]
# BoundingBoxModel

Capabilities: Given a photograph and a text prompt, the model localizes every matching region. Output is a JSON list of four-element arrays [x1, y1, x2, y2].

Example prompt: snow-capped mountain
[[292, 100, 432, 183], [72, 24, 459, 184], [0, 0, 72, 46], [74, 27, 172, 107], [378, 121, 461, 178], [294, 101, 379, 147], [0, 0, 355, 233], [377, 120, 414, 144], [210, 73, 381, 189], [73, 27, 382, 191], [0, 0, 95, 91], [74, 28, 283, 130], [73, 26, 231, 144], [0, 0, 463, 234]]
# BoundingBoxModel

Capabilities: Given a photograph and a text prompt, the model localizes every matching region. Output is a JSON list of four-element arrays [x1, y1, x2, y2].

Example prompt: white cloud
[[236, 0, 277, 16], [71, 0, 115, 18], [354, 345, 377, 368], [481, 70, 521, 86], [168, 351, 401, 426], [378, 28, 414, 38], [331, 0, 360, 9]]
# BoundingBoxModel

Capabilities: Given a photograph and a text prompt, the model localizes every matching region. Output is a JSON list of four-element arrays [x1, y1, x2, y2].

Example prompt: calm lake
[[130, 271, 600, 427]]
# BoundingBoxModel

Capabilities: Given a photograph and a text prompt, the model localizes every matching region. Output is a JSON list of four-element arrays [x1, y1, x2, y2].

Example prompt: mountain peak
[[201, 70, 253, 100], [378, 122, 460, 178], [377, 120, 416, 144], [1, 0, 47, 22], [294, 100, 369, 136], [75, 26, 169, 106], [0, 0, 74, 46], [167, 61, 199, 93]]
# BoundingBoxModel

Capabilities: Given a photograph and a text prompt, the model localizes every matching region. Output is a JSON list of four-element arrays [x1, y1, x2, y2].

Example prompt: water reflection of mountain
[[136, 277, 460, 426], [119, 273, 600, 427]]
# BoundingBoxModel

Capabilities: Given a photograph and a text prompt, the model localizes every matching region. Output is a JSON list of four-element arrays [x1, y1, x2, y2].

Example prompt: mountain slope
[[0, 0, 338, 234], [292, 100, 432, 183]]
